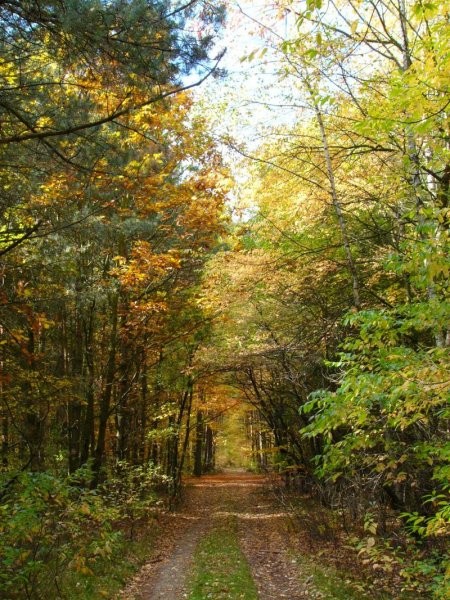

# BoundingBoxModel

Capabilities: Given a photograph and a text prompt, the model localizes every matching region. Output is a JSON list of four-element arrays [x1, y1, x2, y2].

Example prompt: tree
[[0, 1, 228, 480], [0, 0, 225, 255]]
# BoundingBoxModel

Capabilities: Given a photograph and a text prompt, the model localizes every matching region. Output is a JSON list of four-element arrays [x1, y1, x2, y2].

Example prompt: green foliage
[[400, 488, 450, 599], [300, 271, 449, 595], [301, 292, 449, 487], [351, 529, 449, 599], [0, 470, 120, 598], [100, 461, 169, 540], [399, 553, 450, 599], [0, 462, 163, 599]]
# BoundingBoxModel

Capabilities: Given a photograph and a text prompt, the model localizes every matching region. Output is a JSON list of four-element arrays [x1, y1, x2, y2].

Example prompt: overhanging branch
[[0, 52, 225, 145]]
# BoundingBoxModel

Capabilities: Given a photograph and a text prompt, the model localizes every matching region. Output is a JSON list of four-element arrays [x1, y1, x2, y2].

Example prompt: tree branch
[[0, 53, 225, 145]]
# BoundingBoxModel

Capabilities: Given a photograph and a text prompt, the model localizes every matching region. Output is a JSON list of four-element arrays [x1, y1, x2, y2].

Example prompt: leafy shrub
[[401, 486, 450, 599], [99, 460, 169, 540], [300, 300, 449, 597], [0, 470, 120, 599]]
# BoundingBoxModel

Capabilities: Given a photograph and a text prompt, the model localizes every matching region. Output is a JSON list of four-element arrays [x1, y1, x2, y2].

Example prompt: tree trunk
[[79, 304, 96, 466], [310, 88, 361, 310], [92, 292, 118, 486], [174, 381, 194, 496], [23, 327, 45, 471], [203, 424, 214, 473], [193, 410, 204, 477]]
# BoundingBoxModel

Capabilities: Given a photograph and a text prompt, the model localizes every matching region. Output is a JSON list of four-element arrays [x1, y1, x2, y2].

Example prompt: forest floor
[[117, 471, 380, 600]]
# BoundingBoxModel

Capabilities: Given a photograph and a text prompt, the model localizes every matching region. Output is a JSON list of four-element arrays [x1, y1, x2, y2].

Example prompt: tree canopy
[[0, 1, 448, 598]]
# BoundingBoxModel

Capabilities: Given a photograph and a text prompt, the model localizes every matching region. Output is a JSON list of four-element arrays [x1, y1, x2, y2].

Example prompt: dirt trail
[[119, 471, 318, 600]]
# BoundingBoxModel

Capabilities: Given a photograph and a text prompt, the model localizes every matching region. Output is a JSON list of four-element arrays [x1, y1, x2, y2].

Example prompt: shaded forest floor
[[117, 471, 394, 600]]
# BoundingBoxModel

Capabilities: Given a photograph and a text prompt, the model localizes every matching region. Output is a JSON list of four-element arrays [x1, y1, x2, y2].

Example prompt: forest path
[[118, 471, 320, 600]]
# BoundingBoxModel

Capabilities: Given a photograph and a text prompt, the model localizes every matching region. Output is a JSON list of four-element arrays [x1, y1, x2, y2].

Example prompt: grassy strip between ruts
[[188, 516, 259, 600]]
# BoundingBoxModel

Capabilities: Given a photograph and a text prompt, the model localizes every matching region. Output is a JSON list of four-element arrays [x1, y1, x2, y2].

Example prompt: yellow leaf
[[80, 503, 91, 515]]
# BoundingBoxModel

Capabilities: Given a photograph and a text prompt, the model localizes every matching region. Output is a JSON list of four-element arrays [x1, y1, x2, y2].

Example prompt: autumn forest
[[0, 1, 448, 599]]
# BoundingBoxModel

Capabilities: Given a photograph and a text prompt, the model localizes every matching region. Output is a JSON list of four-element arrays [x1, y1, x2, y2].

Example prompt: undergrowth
[[273, 481, 446, 599], [0, 462, 165, 600]]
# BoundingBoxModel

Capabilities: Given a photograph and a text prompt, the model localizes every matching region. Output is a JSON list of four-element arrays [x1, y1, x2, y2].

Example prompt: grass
[[188, 516, 258, 600]]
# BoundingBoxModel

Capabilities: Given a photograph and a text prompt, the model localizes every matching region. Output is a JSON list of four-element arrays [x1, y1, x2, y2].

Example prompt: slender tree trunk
[[203, 424, 214, 473], [167, 380, 192, 481], [79, 303, 96, 466], [1, 412, 8, 468], [23, 328, 45, 471], [139, 367, 148, 463], [116, 343, 131, 462], [174, 381, 194, 495], [92, 292, 118, 486], [0, 332, 8, 467], [310, 90, 361, 310], [67, 313, 82, 472], [194, 410, 204, 477]]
